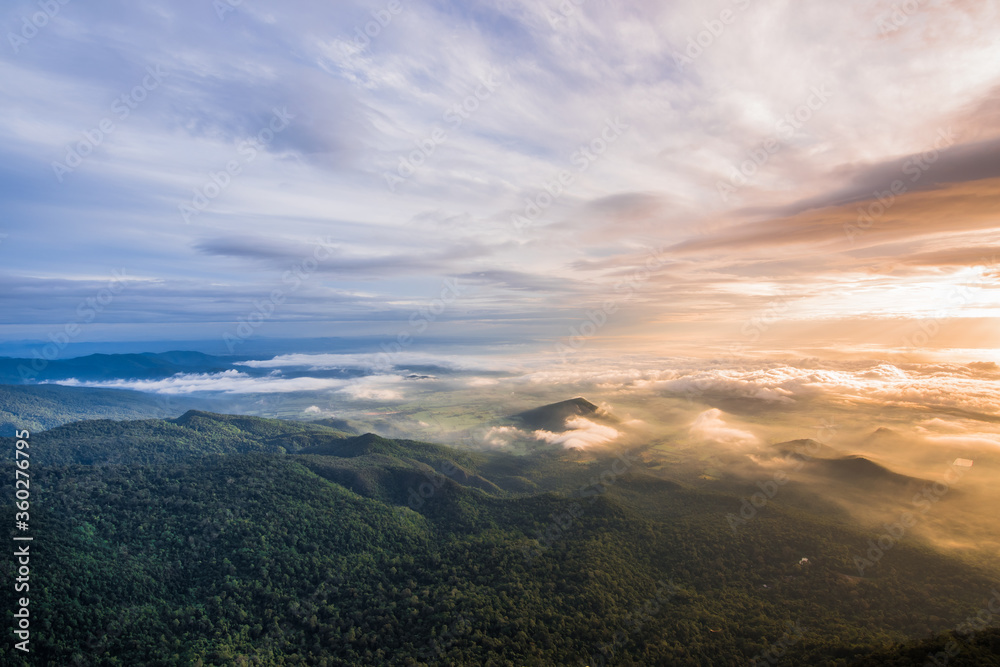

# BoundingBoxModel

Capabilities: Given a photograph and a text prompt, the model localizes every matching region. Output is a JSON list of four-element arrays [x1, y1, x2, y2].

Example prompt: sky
[[2, 0, 1000, 361]]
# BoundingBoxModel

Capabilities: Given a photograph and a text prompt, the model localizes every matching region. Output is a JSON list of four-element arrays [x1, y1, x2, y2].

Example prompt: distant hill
[[0, 383, 207, 436], [812, 455, 926, 485], [767, 439, 930, 489], [770, 438, 843, 460], [19, 410, 352, 466], [309, 416, 362, 434], [860, 426, 912, 455], [512, 397, 609, 431], [0, 351, 238, 384], [796, 454, 934, 493], [299, 432, 468, 462]]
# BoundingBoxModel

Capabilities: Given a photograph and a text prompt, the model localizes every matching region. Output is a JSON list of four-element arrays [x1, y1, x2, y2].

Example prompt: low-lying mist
[[47, 349, 1000, 568]]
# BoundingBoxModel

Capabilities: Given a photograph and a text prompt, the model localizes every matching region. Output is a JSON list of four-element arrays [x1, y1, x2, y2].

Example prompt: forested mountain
[[2, 411, 998, 665], [0, 352, 235, 384], [0, 384, 206, 436]]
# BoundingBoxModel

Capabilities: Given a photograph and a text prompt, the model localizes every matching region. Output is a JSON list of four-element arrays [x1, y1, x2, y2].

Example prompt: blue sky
[[2, 0, 1000, 359]]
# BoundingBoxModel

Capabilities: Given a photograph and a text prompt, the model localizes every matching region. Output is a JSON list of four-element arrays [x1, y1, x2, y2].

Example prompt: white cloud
[[3, 0, 1000, 348], [50, 369, 409, 401], [924, 435, 1000, 450], [644, 363, 1000, 417], [689, 409, 759, 447], [49, 371, 347, 395], [482, 425, 530, 448], [533, 416, 620, 450], [335, 375, 406, 401], [235, 352, 511, 372]]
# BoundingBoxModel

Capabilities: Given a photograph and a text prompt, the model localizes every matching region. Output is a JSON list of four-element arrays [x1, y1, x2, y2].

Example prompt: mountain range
[[3, 402, 998, 665]]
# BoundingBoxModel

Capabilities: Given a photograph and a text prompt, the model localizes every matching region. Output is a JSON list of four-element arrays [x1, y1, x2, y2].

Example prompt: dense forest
[[2, 411, 998, 665], [0, 384, 205, 436]]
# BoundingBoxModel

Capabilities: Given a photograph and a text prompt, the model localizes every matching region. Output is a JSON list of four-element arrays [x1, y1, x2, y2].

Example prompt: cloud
[[764, 135, 1000, 217], [672, 178, 1000, 257], [652, 363, 1000, 418], [689, 409, 759, 447], [924, 434, 1000, 450], [482, 425, 530, 448], [335, 374, 409, 401], [235, 352, 506, 372], [498, 356, 1000, 423], [898, 246, 1000, 268], [455, 270, 586, 294], [48, 369, 411, 401], [48, 370, 347, 394], [533, 416, 620, 450], [195, 236, 499, 278], [2, 0, 999, 354], [967, 361, 1000, 373]]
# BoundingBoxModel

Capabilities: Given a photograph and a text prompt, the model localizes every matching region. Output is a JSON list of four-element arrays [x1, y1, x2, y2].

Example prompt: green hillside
[[20, 410, 352, 466], [0, 384, 206, 436], [2, 413, 998, 665]]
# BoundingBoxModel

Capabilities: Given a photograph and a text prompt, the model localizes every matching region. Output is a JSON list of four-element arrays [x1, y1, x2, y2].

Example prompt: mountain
[[511, 396, 610, 431], [23, 409, 352, 466], [766, 439, 931, 489], [309, 416, 362, 434], [0, 383, 208, 436], [770, 438, 843, 460], [296, 431, 506, 503], [809, 455, 928, 487], [860, 426, 913, 456], [298, 432, 451, 460], [0, 351, 238, 384], [2, 412, 997, 665]]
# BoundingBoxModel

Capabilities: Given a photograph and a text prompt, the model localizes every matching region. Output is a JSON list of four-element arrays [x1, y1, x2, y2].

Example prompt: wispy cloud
[[1, 0, 998, 354]]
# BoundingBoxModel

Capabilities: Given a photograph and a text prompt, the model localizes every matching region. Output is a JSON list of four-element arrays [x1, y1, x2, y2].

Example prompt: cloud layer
[[2, 0, 999, 357]]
